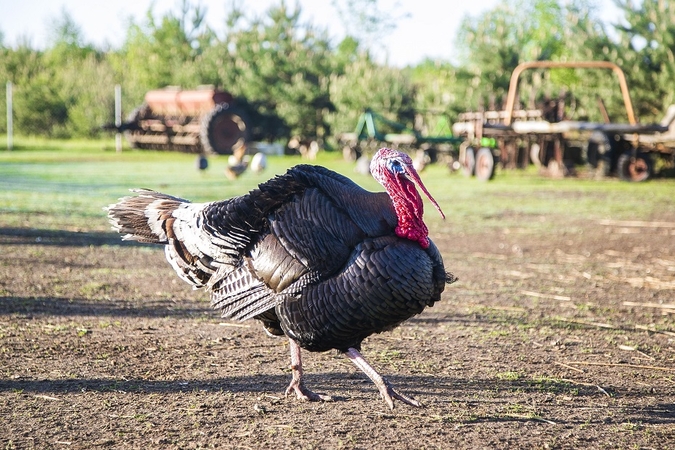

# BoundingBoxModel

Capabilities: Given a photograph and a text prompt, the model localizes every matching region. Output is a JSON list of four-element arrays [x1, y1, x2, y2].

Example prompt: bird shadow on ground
[[0, 227, 151, 248], [2, 295, 527, 337], [0, 296, 212, 318], [0, 295, 590, 334], [0, 373, 602, 398]]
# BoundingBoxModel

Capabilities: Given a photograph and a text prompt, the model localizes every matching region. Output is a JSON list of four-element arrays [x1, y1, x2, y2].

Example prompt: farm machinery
[[337, 108, 463, 169], [452, 61, 675, 181], [107, 87, 250, 155], [103, 87, 289, 159]]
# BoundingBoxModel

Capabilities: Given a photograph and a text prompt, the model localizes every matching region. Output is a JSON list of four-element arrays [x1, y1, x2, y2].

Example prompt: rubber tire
[[463, 147, 476, 177], [617, 152, 653, 182], [475, 147, 495, 181], [530, 142, 541, 168], [200, 103, 250, 155]]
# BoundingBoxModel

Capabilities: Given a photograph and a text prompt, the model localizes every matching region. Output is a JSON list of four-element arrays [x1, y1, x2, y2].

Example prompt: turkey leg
[[345, 347, 422, 409], [284, 338, 333, 402]]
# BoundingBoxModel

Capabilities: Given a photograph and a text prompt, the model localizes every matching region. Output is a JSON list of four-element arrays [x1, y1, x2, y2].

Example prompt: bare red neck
[[388, 178, 429, 248]]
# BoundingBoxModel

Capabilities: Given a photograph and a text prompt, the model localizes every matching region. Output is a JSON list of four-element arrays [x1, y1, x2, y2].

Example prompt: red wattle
[[390, 177, 429, 248]]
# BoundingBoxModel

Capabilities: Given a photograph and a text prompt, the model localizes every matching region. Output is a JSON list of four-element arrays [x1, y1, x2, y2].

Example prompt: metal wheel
[[200, 103, 250, 155], [617, 152, 653, 182], [475, 147, 495, 181]]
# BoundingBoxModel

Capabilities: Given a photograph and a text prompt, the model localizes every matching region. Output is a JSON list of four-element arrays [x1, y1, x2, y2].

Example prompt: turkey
[[106, 147, 456, 408]]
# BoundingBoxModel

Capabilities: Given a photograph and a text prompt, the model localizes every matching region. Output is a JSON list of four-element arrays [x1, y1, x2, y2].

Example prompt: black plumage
[[107, 148, 455, 408]]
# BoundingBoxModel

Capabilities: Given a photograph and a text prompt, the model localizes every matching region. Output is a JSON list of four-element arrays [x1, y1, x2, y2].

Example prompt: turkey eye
[[388, 159, 404, 174]]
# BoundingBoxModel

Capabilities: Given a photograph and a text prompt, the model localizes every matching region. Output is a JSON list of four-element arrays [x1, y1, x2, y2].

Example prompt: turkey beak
[[405, 166, 445, 220]]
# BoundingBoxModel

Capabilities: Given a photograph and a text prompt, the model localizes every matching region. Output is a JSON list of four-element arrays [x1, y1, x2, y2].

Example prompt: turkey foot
[[345, 347, 422, 409], [285, 339, 333, 402]]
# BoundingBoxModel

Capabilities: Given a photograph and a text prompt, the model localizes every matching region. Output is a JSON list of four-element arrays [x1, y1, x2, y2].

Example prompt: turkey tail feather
[[106, 189, 188, 244]]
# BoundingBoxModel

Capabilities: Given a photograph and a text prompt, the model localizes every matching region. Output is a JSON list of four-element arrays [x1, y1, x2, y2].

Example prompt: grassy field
[[1, 137, 673, 233]]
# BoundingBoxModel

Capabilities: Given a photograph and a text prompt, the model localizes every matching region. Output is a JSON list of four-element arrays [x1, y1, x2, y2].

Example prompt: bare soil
[[1, 211, 675, 449]]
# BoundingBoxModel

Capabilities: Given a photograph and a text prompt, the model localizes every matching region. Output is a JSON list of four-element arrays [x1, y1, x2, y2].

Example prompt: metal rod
[[6, 82, 13, 150], [503, 61, 637, 126], [115, 84, 122, 152]]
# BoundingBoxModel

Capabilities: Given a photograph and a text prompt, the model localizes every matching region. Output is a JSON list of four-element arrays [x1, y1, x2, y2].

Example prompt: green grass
[[1, 136, 674, 233]]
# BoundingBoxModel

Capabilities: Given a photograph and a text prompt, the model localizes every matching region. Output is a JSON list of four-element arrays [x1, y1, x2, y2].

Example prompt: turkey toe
[[285, 381, 333, 402]]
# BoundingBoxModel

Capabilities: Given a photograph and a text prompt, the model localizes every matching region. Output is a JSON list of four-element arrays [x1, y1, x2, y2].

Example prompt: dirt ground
[[1, 208, 675, 449]]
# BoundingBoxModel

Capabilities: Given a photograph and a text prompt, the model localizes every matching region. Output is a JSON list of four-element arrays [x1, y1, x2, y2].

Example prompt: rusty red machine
[[117, 87, 249, 155]]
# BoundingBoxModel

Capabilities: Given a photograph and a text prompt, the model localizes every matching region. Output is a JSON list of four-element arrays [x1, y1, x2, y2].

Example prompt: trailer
[[452, 61, 675, 181]]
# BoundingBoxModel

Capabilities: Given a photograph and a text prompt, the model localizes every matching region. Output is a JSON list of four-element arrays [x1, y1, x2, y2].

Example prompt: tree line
[[0, 0, 674, 149]]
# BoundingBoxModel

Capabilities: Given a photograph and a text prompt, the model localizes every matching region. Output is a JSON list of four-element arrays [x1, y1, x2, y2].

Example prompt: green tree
[[0, 43, 69, 137], [610, 0, 675, 122], [408, 60, 461, 134], [57, 55, 116, 137], [42, 8, 115, 137], [195, 1, 335, 141], [455, 0, 568, 109], [546, 2, 626, 122], [328, 55, 415, 139], [13, 71, 68, 137], [109, 0, 214, 109]]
